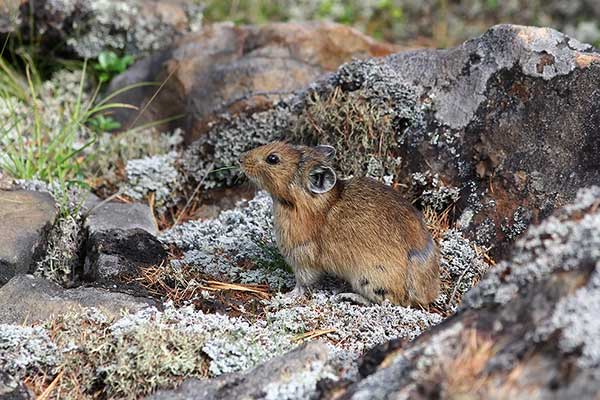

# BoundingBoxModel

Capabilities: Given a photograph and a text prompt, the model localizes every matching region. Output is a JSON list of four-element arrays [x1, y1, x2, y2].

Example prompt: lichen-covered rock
[[0, 274, 156, 324], [13, 0, 203, 57], [148, 341, 334, 400], [324, 186, 600, 399], [188, 24, 600, 257], [106, 21, 401, 142], [0, 190, 58, 284]]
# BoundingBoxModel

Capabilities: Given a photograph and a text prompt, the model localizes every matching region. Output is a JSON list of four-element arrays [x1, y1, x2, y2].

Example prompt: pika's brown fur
[[240, 141, 440, 306]]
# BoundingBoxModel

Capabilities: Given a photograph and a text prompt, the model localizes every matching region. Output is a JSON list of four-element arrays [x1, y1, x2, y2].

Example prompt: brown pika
[[240, 141, 440, 307]]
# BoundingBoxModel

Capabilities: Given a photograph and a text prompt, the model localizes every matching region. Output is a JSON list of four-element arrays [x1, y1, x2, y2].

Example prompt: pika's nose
[[239, 152, 247, 165]]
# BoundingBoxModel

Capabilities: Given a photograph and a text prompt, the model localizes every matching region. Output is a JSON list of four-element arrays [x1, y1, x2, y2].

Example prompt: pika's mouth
[[239, 162, 261, 187]]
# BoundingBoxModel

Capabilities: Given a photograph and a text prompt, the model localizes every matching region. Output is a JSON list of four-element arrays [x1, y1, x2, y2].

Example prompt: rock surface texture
[[0, 190, 58, 284], [0, 274, 156, 324], [107, 21, 401, 142]]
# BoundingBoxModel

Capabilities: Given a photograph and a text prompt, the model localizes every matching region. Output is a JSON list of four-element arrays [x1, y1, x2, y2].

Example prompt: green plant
[[0, 58, 136, 190], [87, 114, 121, 132], [94, 51, 134, 83]]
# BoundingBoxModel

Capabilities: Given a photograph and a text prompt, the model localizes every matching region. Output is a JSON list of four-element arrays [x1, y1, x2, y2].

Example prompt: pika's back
[[327, 177, 431, 251]]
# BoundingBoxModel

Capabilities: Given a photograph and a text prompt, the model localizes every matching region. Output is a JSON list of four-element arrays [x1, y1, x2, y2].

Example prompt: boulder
[[83, 200, 166, 285], [107, 21, 402, 143], [185, 24, 600, 256], [149, 341, 332, 400], [319, 186, 600, 399], [0, 190, 58, 284], [0, 274, 157, 324]]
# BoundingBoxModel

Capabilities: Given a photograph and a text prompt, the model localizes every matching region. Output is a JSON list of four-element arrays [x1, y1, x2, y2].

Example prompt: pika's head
[[240, 141, 337, 205]]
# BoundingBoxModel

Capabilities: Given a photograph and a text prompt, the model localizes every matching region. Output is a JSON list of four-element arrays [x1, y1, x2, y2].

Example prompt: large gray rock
[[83, 200, 166, 285], [149, 341, 332, 400], [0, 190, 58, 284], [0, 275, 157, 324]]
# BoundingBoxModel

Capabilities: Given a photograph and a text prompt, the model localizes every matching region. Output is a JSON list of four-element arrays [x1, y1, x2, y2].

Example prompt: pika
[[240, 141, 440, 306]]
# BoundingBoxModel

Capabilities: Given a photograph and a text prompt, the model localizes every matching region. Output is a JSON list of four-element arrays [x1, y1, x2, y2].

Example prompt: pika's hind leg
[[286, 265, 322, 299], [332, 292, 373, 306]]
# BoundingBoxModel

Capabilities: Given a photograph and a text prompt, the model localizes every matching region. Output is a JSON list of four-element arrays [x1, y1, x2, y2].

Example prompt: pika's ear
[[307, 165, 337, 194], [314, 145, 336, 160]]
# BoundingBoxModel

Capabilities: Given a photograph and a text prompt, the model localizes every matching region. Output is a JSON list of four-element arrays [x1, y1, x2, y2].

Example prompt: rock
[[322, 186, 600, 399], [189, 24, 600, 256], [85, 200, 157, 235], [107, 21, 402, 143], [83, 201, 166, 285], [12, 0, 203, 57], [0, 190, 58, 284], [0, 371, 32, 400], [149, 341, 332, 400], [0, 275, 157, 324]]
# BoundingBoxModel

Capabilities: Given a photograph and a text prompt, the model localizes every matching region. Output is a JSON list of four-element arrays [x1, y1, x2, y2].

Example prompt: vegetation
[[93, 51, 134, 83]]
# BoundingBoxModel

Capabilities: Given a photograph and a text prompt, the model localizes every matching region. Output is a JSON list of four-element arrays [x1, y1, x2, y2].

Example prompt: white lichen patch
[[161, 191, 294, 290], [0, 324, 60, 379], [35, 214, 83, 285], [123, 151, 183, 211], [109, 303, 295, 378], [411, 171, 461, 211], [464, 186, 600, 309], [438, 229, 490, 309], [266, 291, 443, 378]]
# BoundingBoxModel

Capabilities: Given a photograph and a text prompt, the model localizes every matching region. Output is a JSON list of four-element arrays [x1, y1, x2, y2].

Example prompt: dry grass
[[293, 328, 337, 343], [423, 204, 453, 242], [125, 258, 271, 319], [442, 329, 497, 398]]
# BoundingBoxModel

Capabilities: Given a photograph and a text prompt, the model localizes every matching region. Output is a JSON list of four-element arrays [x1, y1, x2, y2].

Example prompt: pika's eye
[[266, 153, 280, 165]]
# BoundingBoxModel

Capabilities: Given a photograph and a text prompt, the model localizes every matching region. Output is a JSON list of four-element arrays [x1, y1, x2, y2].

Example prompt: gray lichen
[[411, 172, 461, 211], [291, 59, 427, 182], [0, 324, 60, 379], [543, 264, 600, 368], [123, 151, 183, 211], [438, 229, 490, 309], [44, 0, 204, 58], [34, 214, 83, 285], [267, 291, 442, 378]]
